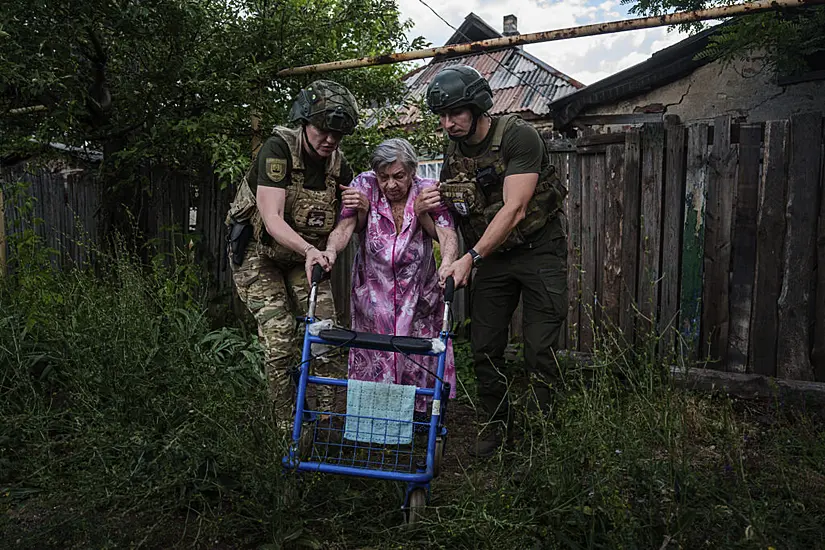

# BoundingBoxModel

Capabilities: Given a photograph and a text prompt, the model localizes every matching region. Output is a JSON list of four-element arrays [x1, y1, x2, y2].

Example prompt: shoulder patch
[[265, 158, 287, 182]]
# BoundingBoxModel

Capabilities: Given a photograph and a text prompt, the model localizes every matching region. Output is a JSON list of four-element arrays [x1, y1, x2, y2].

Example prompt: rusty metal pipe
[[277, 0, 825, 76]]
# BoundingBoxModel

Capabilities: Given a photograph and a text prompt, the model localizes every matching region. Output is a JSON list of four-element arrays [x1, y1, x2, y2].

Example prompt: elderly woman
[[322, 138, 458, 409]]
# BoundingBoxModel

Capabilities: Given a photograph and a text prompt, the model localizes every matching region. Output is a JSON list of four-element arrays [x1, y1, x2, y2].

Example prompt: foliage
[[0, 0, 426, 187], [622, 0, 825, 77], [341, 97, 444, 174]]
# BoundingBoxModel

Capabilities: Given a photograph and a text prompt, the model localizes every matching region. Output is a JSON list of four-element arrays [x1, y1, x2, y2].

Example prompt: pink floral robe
[[340, 172, 457, 411]]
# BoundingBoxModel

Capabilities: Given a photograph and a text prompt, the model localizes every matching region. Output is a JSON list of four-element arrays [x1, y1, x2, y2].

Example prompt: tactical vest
[[225, 125, 341, 265], [440, 114, 566, 251]]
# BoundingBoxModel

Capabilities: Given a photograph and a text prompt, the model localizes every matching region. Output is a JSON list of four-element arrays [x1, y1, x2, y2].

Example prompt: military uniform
[[226, 81, 358, 426], [427, 66, 568, 443]]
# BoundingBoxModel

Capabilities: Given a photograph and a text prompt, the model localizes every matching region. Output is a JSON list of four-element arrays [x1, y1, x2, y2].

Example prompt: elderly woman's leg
[[287, 265, 346, 413], [231, 248, 296, 428]]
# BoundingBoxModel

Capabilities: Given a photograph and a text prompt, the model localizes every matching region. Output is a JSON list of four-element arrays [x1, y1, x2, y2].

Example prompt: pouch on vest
[[228, 220, 253, 266]]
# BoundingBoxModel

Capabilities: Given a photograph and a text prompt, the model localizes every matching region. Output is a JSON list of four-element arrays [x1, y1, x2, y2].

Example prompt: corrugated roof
[[380, 48, 582, 128]]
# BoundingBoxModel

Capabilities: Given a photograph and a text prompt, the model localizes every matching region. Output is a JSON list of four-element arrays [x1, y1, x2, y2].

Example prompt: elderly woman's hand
[[340, 184, 369, 213], [414, 182, 442, 217]]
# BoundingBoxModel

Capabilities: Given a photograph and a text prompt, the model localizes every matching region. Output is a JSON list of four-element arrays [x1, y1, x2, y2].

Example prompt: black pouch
[[228, 220, 253, 266], [475, 165, 500, 190]]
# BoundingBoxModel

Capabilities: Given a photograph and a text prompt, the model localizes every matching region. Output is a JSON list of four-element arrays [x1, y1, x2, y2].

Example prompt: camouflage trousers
[[231, 244, 345, 428]]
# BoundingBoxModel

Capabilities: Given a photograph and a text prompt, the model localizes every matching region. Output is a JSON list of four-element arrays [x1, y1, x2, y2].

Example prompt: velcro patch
[[266, 158, 287, 183]]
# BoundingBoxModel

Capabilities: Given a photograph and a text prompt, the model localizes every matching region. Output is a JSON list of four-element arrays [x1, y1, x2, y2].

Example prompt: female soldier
[[226, 80, 358, 426]]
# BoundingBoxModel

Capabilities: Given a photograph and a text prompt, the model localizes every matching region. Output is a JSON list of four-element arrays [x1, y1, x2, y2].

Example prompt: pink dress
[[340, 172, 457, 411]]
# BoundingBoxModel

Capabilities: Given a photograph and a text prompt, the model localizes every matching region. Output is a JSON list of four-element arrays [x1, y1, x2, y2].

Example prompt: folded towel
[[345, 379, 416, 445]]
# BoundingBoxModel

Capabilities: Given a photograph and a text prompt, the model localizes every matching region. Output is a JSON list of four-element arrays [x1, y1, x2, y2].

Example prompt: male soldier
[[425, 65, 568, 457], [226, 80, 360, 427]]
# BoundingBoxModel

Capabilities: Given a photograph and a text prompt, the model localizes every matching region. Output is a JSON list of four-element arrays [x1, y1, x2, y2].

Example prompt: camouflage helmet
[[426, 65, 494, 114], [289, 80, 359, 135]]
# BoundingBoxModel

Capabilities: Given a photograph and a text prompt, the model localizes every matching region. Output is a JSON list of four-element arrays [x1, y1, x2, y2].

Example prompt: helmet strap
[[448, 109, 484, 143], [301, 125, 323, 159]]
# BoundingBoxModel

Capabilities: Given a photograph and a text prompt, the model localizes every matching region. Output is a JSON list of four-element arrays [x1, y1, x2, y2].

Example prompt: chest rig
[[440, 115, 566, 251], [226, 125, 341, 266]]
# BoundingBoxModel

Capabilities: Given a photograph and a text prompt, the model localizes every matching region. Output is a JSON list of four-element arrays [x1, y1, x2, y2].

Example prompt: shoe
[[468, 429, 504, 458]]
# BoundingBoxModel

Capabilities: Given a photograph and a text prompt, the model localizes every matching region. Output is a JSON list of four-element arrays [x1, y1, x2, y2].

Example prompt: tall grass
[[1, 232, 823, 548]]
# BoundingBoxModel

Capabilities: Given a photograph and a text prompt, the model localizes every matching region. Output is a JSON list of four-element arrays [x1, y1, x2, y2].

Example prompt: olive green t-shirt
[[249, 135, 353, 200], [439, 116, 547, 181]]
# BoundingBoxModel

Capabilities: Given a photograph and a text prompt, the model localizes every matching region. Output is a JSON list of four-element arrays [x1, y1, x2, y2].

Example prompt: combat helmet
[[426, 65, 493, 115], [289, 80, 360, 135]]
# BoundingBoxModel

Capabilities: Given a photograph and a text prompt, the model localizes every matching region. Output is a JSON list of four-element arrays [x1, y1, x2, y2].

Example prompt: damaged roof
[[548, 24, 725, 130], [375, 13, 583, 128]]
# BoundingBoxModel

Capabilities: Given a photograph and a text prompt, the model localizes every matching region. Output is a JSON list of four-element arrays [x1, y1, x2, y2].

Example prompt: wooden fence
[[558, 113, 825, 381], [3, 113, 824, 380]]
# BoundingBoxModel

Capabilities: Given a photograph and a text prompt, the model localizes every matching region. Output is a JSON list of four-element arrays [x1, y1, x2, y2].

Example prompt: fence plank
[[702, 116, 737, 366], [593, 152, 606, 333], [603, 145, 624, 331], [580, 153, 595, 352], [620, 130, 641, 340], [777, 113, 822, 381], [660, 123, 686, 357], [815, 124, 825, 382], [728, 124, 762, 373], [567, 151, 582, 351], [555, 152, 572, 349], [638, 123, 665, 337]]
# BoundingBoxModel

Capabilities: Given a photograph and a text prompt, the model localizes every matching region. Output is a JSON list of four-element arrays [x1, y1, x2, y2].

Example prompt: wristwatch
[[468, 248, 483, 267]]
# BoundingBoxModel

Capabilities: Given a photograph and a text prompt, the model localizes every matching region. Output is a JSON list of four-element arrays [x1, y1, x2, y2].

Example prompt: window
[[416, 160, 443, 181]]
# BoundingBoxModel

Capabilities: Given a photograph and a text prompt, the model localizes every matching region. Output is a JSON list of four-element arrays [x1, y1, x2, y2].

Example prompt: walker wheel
[[433, 436, 445, 478], [405, 488, 427, 525]]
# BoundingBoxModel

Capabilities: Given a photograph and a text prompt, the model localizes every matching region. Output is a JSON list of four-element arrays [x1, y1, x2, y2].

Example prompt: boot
[[468, 428, 504, 459]]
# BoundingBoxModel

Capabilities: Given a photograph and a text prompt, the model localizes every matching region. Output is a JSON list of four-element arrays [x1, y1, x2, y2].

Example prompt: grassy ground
[[1, 248, 824, 549]]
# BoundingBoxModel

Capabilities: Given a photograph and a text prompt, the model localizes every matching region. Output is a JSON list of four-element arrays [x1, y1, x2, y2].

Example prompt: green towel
[[345, 379, 416, 445]]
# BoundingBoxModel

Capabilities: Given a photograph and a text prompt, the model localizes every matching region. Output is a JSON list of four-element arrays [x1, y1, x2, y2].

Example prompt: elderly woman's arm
[[435, 226, 458, 287], [415, 183, 442, 240], [322, 215, 357, 266]]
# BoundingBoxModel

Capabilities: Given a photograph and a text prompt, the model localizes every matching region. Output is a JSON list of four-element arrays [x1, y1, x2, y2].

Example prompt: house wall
[[584, 55, 825, 124]]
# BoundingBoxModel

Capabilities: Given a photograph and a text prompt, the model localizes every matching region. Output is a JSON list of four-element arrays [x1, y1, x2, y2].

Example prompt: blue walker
[[283, 265, 455, 523]]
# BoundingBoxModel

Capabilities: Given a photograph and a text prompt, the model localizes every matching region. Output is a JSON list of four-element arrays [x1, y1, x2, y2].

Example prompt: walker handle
[[444, 276, 455, 303], [311, 264, 325, 285]]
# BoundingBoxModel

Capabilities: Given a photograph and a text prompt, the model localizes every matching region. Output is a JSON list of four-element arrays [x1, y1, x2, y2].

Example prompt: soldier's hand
[[305, 246, 331, 284], [414, 182, 442, 216], [340, 184, 369, 213], [442, 254, 472, 289]]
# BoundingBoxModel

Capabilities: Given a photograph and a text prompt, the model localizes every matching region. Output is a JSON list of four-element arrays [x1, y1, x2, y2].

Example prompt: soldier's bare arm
[[442, 173, 538, 288], [257, 186, 322, 257], [474, 173, 537, 257]]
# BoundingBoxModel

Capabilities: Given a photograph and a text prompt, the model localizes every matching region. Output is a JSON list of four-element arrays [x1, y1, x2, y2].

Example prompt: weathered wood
[[701, 116, 737, 366], [660, 123, 686, 357], [602, 145, 624, 331], [567, 151, 582, 351], [580, 153, 595, 352], [553, 152, 571, 349], [728, 124, 762, 372], [670, 365, 825, 412], [620, 130, 641, 341], [637, 123, 665, 336], [777, 113, 822, 381], [573, 113, 665, 127], [816, 126, 825, 382], [576, 132, 627, 147], [593, 153, 606, 333]]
